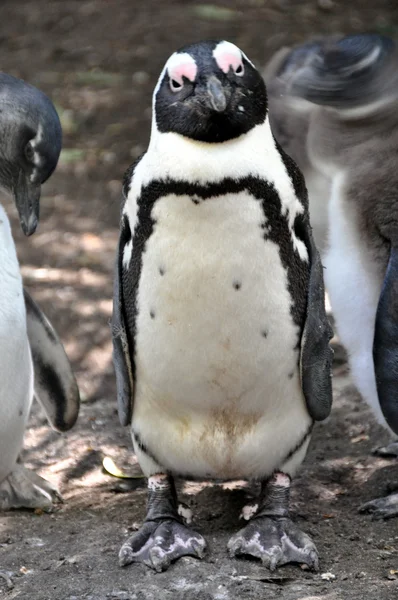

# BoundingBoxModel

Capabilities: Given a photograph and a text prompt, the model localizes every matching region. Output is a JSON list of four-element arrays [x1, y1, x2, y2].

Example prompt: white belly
[[132, 192, 312, 479], [0, 205, 33, 481], [324, 174, 386, 427], [305, 168, 332, 256]]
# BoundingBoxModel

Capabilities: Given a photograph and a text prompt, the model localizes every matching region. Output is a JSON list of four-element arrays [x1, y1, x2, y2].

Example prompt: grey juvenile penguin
[[264, 40, 332, 254], [266, 34, 398, 518], [113, 40, 333, 572], [0, 72, 80, 510]]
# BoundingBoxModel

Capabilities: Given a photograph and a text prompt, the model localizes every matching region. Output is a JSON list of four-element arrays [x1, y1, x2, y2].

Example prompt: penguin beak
[[14, 170, 41, 236], [205, 76, 228, 113]]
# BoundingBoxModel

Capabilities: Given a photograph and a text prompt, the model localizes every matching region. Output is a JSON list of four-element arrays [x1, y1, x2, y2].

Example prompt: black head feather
[[154, 40, 267, 143]]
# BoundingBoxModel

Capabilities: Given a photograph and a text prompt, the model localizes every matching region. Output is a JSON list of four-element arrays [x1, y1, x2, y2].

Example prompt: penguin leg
[[119, 474, 206, 572], [228, 472, 319, 570], [0, 464, 62, 511], [359, 492, 398, 520]]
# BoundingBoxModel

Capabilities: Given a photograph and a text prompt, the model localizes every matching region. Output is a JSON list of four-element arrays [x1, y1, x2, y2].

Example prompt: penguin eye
[[235, 63, 244, 77], [24, 142, 35, 163], [170, 78, 183, 92]]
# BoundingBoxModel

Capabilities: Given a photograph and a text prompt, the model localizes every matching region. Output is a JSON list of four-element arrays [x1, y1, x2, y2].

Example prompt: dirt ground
[[1, 1, 398, 598]]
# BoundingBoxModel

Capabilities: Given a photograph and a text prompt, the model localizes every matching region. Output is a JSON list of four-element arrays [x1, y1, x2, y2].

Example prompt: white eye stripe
[[30, 123, 44, 149]]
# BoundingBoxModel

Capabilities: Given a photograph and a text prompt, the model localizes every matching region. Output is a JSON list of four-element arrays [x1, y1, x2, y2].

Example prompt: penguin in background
[[0, 73, 80, 510], [112, 40, 333, 572], [265, 34, 398, 519], [263, 40, 332, 255]]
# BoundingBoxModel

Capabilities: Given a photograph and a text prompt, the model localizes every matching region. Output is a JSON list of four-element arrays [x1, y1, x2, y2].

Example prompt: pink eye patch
[[167, 53, 198, 85], [213, 41, 244, 74]]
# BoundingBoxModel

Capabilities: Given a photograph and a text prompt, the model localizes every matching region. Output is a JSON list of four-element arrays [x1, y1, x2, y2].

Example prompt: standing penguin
[[271, 34, 398, 518], [113, 40, 333, 572], [0, 73, 80, 510]]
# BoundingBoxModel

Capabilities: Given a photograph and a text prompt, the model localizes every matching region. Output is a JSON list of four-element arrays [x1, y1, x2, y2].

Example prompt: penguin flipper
[[373, 246, 398, 435], [299, 218, 334, 421], [24, 289, 80, 432], [112, 217, 134, 427]]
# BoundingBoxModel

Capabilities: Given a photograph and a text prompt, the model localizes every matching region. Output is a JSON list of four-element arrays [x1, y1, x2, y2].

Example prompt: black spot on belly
[[233, 281, 241, 290], [125, 173, 310, 374], [288, 371, 294, 379], [261, 329, 268, 338], [19, 409, 23, 417], [150, 309, 156, 319], [159, 266, 165, 276]]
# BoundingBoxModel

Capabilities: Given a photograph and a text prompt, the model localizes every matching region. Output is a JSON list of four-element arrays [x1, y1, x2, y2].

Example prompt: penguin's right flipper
[[373, 246, 398, 435], [111, 214, 135, 427], [24, 289, 80, 432], [298, 216, 334, 421]]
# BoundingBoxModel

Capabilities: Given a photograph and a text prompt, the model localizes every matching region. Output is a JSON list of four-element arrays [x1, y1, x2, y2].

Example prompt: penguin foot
[[0, 571, 14, 590], [0, 464, 62, 511], [373, 440, 398, 457], [229, 472, 318, 570], [119, 473, 206, 571], [228, 516, 318, 570], [359, 492, 398, 519], [119, 518, 206, 571]]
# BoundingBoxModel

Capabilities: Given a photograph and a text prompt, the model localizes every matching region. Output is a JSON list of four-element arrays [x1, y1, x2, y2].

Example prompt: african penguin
[[113, 40, 333, 572], [0, 73, 80, 510], [0, 72, 62, 236], [269, 34, 398, 519]]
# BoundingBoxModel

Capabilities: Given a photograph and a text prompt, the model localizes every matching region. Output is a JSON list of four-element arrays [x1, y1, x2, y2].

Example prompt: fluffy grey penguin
[[271, 34, 398, 518], [0, 72, 80, 510], [112, 40, 333, 572], [264, 41, 332, 255]]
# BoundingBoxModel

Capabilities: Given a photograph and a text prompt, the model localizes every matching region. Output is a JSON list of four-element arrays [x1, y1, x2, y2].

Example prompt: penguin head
[[153, 40, 267, 143], [0, 73, 62, 236], [283, 34, 396, 109]]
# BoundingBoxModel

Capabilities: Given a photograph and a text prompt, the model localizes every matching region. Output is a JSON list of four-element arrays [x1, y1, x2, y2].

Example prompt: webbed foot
[[229, 472, 318, 570], [373, 440, 398, 457], [228, 515, 318, 570], [119, 518, 206, 571], [0, 571, 14, 590], [359, 492, 398, 519], [0, 464, 62, 511], [119, 474, 206, 572]]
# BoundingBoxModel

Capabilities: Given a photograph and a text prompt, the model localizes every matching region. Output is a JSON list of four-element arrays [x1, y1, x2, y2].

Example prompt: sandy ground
[[1, 1, 398, 598]]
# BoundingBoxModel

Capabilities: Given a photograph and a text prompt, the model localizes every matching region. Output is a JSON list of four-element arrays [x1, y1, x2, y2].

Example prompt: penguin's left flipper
[[111, 215, 135, 427], [298, 215, 334, 421], [373, 246, 398, 435], [24, 289, 80, 432]]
